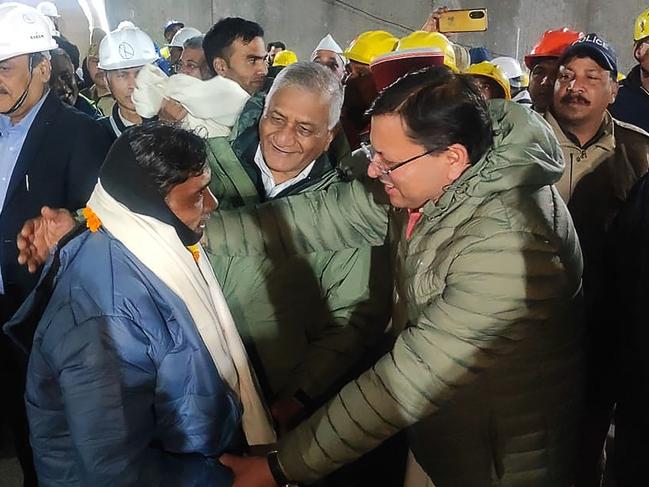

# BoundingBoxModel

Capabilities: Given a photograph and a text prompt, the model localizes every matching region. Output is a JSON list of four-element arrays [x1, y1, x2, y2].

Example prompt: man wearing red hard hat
[[525, 28, 584, 112]]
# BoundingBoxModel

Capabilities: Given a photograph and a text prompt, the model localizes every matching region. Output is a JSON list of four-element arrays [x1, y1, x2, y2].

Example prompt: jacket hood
[[428, 100, 563, 215]]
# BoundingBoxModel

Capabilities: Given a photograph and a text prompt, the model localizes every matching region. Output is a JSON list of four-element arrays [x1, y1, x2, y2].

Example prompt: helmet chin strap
[[1, 54, 35, 116]]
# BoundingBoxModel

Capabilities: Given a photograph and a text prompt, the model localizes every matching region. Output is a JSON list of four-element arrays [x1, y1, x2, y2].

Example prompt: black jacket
[[609, 172, 649, 486], [0, 92, 111, 319], [610, 65, 649, 133]]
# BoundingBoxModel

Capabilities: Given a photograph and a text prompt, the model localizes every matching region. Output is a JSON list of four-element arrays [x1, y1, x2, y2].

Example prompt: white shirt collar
[[254, 145, 315, 198]]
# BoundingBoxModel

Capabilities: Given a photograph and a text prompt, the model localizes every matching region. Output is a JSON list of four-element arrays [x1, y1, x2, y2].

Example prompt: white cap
[[313, 34, 343, 54], [36, 1, 59, 18], [169, 27, 202, 48], [311, 33, 346, 64], [0, 3, 58, 62], [98, 26, 158, 71], [491, 56, 525, 86]]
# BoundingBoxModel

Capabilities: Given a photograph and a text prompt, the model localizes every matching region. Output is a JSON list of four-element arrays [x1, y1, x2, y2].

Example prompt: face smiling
[[259, 84, 334, 184]]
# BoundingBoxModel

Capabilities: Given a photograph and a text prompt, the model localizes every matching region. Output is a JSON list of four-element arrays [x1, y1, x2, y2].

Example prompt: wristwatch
[[267, 450, 291, 486]]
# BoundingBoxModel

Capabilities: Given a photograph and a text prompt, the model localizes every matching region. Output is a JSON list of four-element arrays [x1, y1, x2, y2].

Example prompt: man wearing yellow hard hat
[[341, 30, 398, 149], [268, 49, 298, 77], [464, 61, 512, 100], [609, 8, 649, 132], [397, 31, 459, 72]]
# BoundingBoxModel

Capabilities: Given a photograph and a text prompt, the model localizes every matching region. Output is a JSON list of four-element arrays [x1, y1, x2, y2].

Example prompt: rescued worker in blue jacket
[[4, 122, 275, 487]]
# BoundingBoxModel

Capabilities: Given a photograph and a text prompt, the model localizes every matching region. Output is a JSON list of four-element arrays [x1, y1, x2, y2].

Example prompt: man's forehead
[[270, 86, 329, 116], [233, 36, 265, 55], [0, 55, 29, 67], [113, 66, 142, 75], [561, 56, 608, 72], [52, 55, 73, 69], [181, 47, 205, 60], [534, 58, 559, 70], [314, 50, 338, 61]]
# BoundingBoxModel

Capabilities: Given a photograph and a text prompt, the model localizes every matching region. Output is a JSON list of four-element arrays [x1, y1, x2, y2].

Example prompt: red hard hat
[[370, 48, 445, 92], [524, 28, 584, 69]]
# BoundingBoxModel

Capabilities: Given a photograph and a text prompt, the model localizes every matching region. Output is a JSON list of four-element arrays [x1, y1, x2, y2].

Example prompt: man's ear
[[35, 57, 52, 84], [212, 57, 228, 76], [323, 128, 336, 151], [445, 143, 471, 182]]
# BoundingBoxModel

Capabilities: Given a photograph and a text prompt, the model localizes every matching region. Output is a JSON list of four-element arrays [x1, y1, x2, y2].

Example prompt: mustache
[[560, 94, 591, 105]]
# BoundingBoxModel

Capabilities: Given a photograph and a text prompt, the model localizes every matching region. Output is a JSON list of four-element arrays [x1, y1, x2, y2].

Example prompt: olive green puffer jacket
[[206, 100, 585, 487], [205, 93, 391, 404]]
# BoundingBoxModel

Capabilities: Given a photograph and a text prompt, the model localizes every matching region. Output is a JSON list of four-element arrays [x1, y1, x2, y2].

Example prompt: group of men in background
[[2, 2, 649, 487]]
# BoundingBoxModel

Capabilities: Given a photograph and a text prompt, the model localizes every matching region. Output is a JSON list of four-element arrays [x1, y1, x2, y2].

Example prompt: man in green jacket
[[209, 67, 585, 487], [205, 61, 391, 427]]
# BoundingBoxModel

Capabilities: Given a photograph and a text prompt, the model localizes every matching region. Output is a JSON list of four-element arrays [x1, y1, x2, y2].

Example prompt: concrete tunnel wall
[[22, 0, 649, 76]]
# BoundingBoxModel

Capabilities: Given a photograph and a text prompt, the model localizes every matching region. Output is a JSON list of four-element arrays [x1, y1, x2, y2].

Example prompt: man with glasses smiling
[[544, 33, 649, 487], [198, 66, 586, 487]]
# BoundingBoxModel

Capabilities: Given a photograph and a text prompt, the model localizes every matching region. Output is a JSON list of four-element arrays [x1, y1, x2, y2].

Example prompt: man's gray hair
[[183, 35, 204, 50], [265, 61, 344, 130]]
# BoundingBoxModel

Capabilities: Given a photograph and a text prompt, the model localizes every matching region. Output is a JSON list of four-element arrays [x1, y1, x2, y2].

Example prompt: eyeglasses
[[361, 142, 436, 182]]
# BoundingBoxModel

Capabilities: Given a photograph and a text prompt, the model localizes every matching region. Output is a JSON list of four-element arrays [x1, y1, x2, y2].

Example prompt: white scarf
[[132, 64, 250, 137], [87, 181, 276, 446]]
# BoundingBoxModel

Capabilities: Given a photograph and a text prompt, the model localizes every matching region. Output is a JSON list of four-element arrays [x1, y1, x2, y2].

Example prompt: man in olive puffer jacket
[[210, 67, 586, 487]]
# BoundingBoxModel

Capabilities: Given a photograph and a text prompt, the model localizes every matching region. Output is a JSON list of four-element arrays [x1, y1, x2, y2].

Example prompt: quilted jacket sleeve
[[205, 178, 390, 257], [43, 314, 231, 487], [276, 229, 578, 483], [282, 245, 392, 401]]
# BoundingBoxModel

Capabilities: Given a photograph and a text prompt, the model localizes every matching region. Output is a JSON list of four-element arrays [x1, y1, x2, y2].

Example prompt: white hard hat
[[491, 56, 525, 86], [0, 3, 58, 63], [98, 26, 158, 71], [44, 16, 60, 37], [116, 20, 136, 30], [36, 1, 60, 18], [169, 27, 202, 48]]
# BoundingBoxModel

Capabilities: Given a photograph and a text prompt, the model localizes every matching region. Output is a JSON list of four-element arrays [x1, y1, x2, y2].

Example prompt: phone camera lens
[[469, 11, 485, 19]]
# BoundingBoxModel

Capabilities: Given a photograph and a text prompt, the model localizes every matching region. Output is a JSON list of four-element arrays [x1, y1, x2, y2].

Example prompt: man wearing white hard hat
[[492, 56, 533, 105], [311, 34, 348, 82], [168, 26, 202, 71], [36, 1, 60, 29], [0, 4, 111, 486], [97, 25, 159, 140]]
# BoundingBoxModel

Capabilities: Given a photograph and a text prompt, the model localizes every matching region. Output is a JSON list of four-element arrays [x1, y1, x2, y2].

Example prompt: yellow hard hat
[[273, 50, 298, 67], [464, 61, 512, 100], [634, 8, 649, 43], [397, 31, 458, 72], [617, 72, 627, 82], [343, 30, 398, 65], [520, 72, 530, 88]]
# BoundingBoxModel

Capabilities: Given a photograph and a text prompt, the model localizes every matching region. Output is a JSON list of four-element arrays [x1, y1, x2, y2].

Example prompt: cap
[[370, 48, 445, 91], [559, 33, 617, 76], [314, 34, 343, 54]]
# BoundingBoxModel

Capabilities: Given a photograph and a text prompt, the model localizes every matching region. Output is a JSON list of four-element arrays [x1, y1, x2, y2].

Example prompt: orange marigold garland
[[82, 206, 102, 232], [82, 206, 200, 262], [187, 244, 201, 263]]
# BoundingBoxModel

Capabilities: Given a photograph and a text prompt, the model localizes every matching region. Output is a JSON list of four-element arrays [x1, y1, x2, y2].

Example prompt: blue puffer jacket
[[5, 229, 241, 486]]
